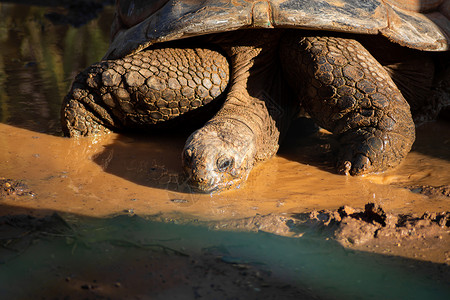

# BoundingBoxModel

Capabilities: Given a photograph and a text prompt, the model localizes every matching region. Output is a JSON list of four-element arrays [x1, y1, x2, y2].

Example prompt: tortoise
[[61, 0, 450, 192]]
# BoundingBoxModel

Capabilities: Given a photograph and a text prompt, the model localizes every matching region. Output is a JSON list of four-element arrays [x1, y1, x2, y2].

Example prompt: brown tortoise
[[62, 0, 450, 192]]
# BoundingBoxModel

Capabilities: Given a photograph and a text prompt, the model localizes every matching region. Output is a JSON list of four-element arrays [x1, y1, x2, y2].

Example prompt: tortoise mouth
[[184, 173, 246, 194]]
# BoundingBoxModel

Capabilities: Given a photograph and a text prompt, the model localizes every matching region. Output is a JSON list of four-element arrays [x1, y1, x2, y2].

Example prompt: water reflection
[[0, 2, 113, 134]]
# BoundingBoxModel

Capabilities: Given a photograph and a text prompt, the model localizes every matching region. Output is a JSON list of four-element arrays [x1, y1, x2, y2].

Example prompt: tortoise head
[[182, 121, 256, 193]]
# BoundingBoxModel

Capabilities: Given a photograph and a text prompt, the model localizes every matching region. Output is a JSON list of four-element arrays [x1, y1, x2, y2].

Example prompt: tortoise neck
[[210, 30, 297, 160]]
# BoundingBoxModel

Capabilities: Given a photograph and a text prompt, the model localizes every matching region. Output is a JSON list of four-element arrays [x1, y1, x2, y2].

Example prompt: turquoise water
[[1, 214, 449, 299]]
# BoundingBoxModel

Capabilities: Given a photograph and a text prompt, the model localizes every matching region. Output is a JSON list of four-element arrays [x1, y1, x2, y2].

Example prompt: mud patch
[[408, 185, 450, 198], [204, 203, 450, 264], [0, 178, 35, 199]]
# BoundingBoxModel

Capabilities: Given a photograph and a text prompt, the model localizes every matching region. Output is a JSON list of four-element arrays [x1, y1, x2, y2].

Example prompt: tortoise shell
[[105, 0, 450, 59]]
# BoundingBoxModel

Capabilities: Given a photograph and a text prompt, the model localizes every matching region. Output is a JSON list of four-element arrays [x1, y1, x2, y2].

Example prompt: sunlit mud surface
[[0, 2, 449, 299], [1, 121, 449, 219]]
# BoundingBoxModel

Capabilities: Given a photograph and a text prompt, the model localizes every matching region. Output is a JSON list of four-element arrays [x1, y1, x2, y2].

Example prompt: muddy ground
[[0, 0, 449, 299]]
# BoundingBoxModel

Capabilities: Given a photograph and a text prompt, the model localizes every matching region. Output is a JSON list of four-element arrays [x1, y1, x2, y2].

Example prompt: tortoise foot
[[337, 127, 395, 175], [62, 97, 111, 137], [62, 67, 116, 137]]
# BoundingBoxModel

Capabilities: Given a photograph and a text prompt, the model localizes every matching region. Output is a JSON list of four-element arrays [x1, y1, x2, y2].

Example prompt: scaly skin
[[280, 34, 415, 175]]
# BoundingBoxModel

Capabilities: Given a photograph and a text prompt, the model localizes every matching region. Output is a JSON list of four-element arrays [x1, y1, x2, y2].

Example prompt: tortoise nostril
[[183, 148, 193, 165]]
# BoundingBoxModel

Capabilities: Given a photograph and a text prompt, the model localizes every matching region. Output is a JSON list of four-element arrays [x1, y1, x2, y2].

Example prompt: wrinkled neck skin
[[183, 31, 295, 193]]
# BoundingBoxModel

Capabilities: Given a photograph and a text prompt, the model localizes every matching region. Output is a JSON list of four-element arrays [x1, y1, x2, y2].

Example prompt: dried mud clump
[[0, 178, 35, 198], [408, 185, 450, 198], [298, 203, 450, 247]]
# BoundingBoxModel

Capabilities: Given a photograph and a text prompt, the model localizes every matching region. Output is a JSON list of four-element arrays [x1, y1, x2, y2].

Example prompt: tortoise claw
[[337, 154, 372, 176]]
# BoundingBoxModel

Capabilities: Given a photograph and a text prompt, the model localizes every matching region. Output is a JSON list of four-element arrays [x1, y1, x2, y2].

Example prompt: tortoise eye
[[217, 156, 234, 172]]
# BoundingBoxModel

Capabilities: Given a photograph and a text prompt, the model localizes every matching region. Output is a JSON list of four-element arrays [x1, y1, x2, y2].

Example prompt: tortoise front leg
[[280, 34, 415, 175], [61, 48, 229, 137]]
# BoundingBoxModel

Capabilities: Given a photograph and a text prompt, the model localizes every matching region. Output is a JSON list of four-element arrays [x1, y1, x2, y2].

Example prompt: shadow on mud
[[0, 205, 449, 300], [90, 130, 193, 192], [278, 117, 450, 174]]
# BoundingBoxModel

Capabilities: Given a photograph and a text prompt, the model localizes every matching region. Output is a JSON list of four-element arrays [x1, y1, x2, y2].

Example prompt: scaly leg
[[280, 33, 415, 175], [62, 47, 229, 136]]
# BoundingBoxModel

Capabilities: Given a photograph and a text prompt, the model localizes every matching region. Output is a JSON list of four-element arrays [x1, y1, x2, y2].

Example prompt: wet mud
[[0, 1, 449, 299], [300, 203, 449, 263], [0, 177, 35, 198], [1, 120, 449, 219]]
